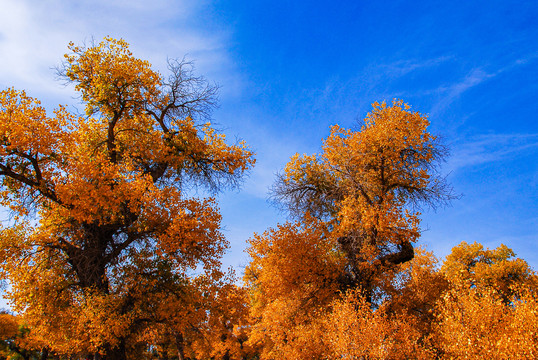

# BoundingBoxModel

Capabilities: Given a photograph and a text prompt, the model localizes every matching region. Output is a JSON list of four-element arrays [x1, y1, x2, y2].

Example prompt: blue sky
[[0, 0, 537, 277]]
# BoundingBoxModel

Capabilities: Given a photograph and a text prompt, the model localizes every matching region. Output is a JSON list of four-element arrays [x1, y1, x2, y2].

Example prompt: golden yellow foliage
[[272, 100, 453, 302], [245, 100, 538, 359], [433, 242, 538, 359], [0, 313, 18, 341], [436, 285, 538, 359], [382, 247, 449, 350], [131, 268, 256, 360], [245, 101, 457, 359], [324, 290, 437, 360], [0, 37, 254, 359], [245, 216, 345, 359], [442, 241, 536, 300]]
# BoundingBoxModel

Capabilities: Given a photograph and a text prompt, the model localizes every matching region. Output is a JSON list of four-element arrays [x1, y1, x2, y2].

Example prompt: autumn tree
[[441, 241, 537, 301], [245, 100, 454, 358], [0, 37, 254, 360], [136, 268, 257, 360], [245, 240, 444, 359], [434, 242, 538, 358], [271, 99, 454, 302], [245, 216, 344, 359], [322, 287, 441, 360], [0, 311, 50, 360], [0, 311, 21, 359]]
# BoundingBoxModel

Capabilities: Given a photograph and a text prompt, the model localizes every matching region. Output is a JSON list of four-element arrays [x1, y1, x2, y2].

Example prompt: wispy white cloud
[[287, 55, 456, 129], [444, 69, 494, 98], [428, 54, 538, 118], [428, 68, 496, 117], [377, 56, 454, 79], [512, 52, 538, 67], [447, 133, 538, 173], [0, 0, 237, 102]]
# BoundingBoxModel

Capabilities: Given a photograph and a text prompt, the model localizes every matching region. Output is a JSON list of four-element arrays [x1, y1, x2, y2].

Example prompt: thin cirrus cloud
[[447, 133, 538, 173], [0, 0, 236, 101], [290, 55, 457, 128], [428, 54, 538, 119], [427, 68, 496, 118], [377, 56, 455, 79]]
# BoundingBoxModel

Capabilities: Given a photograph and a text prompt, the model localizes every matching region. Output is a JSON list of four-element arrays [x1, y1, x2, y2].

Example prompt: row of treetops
[[0, 37, 536, 360]]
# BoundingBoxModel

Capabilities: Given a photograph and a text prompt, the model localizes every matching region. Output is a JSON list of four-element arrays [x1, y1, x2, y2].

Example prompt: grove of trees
[[0, 37, 536, 360]]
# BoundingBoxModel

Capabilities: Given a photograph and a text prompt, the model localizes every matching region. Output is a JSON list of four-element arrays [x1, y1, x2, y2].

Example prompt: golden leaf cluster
[[0, 37, 254, 359], [0, 38, 536, 360]]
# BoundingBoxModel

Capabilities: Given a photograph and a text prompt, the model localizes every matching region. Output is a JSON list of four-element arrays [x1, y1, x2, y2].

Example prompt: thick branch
[[0, 162, 60, 205]]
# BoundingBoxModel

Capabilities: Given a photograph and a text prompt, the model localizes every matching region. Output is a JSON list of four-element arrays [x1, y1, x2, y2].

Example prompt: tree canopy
[[271, 100, 454, 302], [0, 37, 536, 360], [0, 37, 254, 360], [244, 101, 537, 359]]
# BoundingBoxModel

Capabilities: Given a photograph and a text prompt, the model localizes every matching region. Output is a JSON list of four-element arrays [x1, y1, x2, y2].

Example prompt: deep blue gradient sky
[[0, 0, 537, 278]]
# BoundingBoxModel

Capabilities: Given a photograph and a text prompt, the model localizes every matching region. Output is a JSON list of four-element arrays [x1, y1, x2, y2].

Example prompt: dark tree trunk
[[40, 347, 49, 360], [66, 225, 127, 360], [337, 235, 415, 305], [174, 332, 185, 360], [96, 339, 127, 360]]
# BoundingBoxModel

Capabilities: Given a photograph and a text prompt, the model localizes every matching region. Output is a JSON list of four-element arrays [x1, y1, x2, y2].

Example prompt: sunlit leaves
[[272, 100, 453, 304], [0, 37, 254, 359], [245, 217, 345, 358], [63, 37, 161, 118], [436, 285, 538, 359], [245, 100, 536, 359]]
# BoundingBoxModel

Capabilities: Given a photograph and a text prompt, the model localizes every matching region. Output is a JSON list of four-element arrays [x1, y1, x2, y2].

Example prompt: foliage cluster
[[0, 38, 536, 360]]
